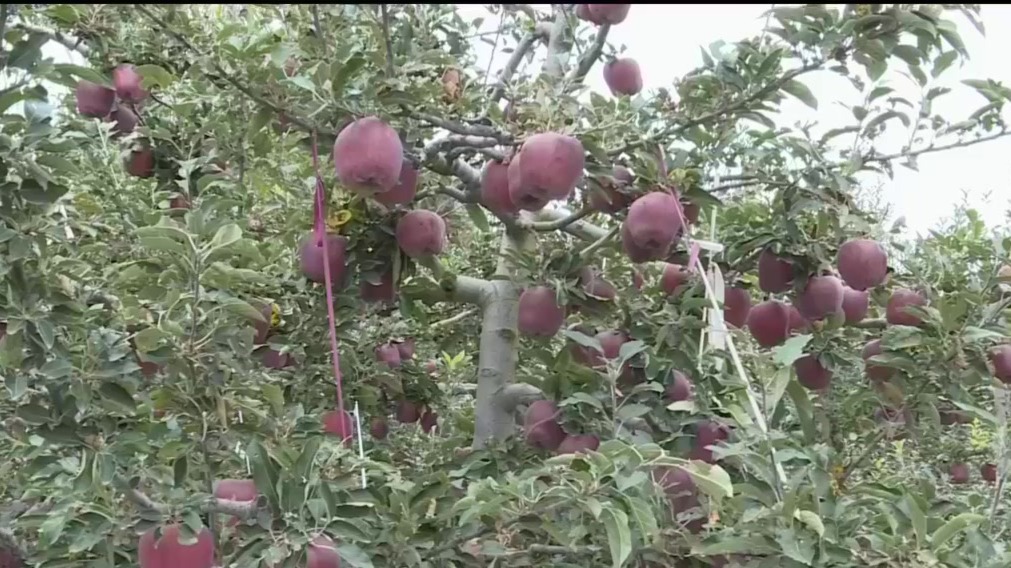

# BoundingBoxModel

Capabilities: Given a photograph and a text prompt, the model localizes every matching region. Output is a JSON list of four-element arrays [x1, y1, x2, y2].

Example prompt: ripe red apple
[[837, 238, 888, 291], [949, 462, 970, 484], [723, 286, 752, 328], [306, 534, 342, 568], [126, 146, 155, 178], [373, 159, 418, 206], [557, 434, 600, 455], [603, 57, 642, 96], [75, 80, 116, 117], [585, 4, 631, 24], [862, 339, 894, 381], [518, 286, 565, 338], [623, 191, 683, 261], [507, 133, 585, 211], [981, 463, 997, 483], [113, 64, 149, 103], [841, 286, 869, 324], [757, 249, 793, 293], [692, 421, 730, 464], [299, 233, 349, 287], [420, 409, 438, 433], [664, 370, 694, 403], [681, 199, 700, 224], [375, 343, 402, 368], [424, 359, 438, 374], [746, 300, 791, 348], [360, 270, 396, 304], [886, 288, 927, 326], [109, 105, 138, 136], [138, 524, 215, 568], [396, 209, 447, 258], [396, 400, 421, 423], [262, 348, 293, 369], [579, 267, 617, 300], [322, 410, 355, 446], [524, 400, 565, 450], [332, 116, 404, 195], [794, 354, 831, 391], [660, 263, 692, 296], [213, 478, 258, 525], [787, 304, 809, 334], [589, 165, 635, 213], [939, 410, 970, 426], [480, 159, 519, 217], [989, 345, 1011, 383], [795, 275, 844, 321], [169, 195, 191, 210], [370, 417, 389, 440], [395, 338, 415, 361]]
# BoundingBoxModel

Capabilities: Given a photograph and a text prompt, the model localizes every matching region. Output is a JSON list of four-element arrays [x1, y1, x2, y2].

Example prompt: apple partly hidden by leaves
[[557, 433, 600, 455], [396, 209, 447, 258], [113, 64, 149, 103], [794, 354, 832, 391], [795, 275, 844, 321], [862, 339, 894, 381], [623, 191, 683, 261], [723, 286, 751, 328], [479, 158, 519, 217], [949, 462, 970, 484], [396, 400, 421, 424], [298, 233, 349, 286], [138, 524, 215, 568], [524, 400, 565, 450], [841, 286, 869, 323], [757, 248, 793, 293], [373, 159, 419, 207], [75, 80, 116, 117], [886, 288, 927, 326], [518, 286, 565, 338]]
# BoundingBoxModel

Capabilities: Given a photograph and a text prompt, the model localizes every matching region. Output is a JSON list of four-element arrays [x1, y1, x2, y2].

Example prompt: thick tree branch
[[15, 22, 89, 56], [488, 25, 549, 104], [569, 23, 610, 84], [540, 8, 569, 79], [410, 110, 513, 142]]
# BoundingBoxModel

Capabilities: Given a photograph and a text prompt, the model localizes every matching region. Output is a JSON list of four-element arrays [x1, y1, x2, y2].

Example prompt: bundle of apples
[[74, 65, 160, 180]]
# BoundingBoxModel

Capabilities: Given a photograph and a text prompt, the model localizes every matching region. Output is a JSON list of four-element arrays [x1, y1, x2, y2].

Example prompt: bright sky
[[26, 5, 1011, 237], [458, 4, 1011, 237]]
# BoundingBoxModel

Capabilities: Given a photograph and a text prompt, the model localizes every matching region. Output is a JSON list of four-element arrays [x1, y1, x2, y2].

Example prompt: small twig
[[379, 5, 395, 77], [609, 61, 826, 157], [865, 128, 1011, 164], [431, 308, 478, 329], [569, 23, 610, 84], [851, 318, 887, 330]]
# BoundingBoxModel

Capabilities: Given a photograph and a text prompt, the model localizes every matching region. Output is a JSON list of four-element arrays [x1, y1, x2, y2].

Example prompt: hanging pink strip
[[311, 131, 349, 443]]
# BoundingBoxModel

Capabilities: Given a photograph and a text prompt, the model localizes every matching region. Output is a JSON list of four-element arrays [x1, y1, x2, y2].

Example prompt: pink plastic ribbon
[[311, 131, 348, 443]]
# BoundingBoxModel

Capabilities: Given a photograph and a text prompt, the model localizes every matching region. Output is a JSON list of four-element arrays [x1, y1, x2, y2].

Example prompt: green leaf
[[293, 437, 322, 482], [786, 381, 816, 442], [682, 462, 733, 502], [336, 544, 375, 568], [932, 51, 958, 78], [464, 203, 490, 232], [220, 297, 268, 323], [601, 506, 632, 568], [666, 400, 697, 413], [136, 64, 176, 90], [900, 494, 927, 547], [562, 329, 602, 353], [206, 223, 243, 253], [765, 367, 792, 417], [173, 455, 188, 488], [794, 509, 824, 538], [38, 512, 68, 548], [99, 382, 135, 412], [782, 79, 817, 109], [773, 334, 810, 367], [930, 513, 986, 551]]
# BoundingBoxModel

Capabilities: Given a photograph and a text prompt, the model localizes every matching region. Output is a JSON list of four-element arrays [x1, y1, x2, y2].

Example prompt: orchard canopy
[[3, 3, 1011, 567]]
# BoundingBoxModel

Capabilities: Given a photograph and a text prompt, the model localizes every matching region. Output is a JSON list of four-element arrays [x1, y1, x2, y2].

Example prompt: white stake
[[353, 401, 367, 489]]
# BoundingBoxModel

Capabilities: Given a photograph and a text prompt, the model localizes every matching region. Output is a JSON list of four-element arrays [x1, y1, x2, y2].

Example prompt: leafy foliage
[[0, 3, 1010, 568]]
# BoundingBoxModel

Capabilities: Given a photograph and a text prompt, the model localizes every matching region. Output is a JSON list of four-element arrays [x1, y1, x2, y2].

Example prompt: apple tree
[[2, 3, 1011, 567]]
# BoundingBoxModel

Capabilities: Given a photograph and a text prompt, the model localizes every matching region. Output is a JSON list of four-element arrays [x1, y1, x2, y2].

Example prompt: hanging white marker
[[353, 401, 367, 489]]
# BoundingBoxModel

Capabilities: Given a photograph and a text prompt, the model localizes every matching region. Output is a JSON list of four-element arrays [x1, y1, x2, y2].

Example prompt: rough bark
[[472, 6, 572, 449]]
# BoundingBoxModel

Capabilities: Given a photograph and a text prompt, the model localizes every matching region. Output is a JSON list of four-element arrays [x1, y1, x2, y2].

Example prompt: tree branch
[[609, 60, 826, 157], [851, 318, 886, 329], [569, 23, 610, 84], [379, 5, 395, 77], [488, 26, 549, 104], [498, 382, 545, 412], [865, 127, 1011, 164], [520, 204, 595, 231], [14, 23, 90, 56], [124, 486, 262, 520], [411, 110, 513, 142]]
